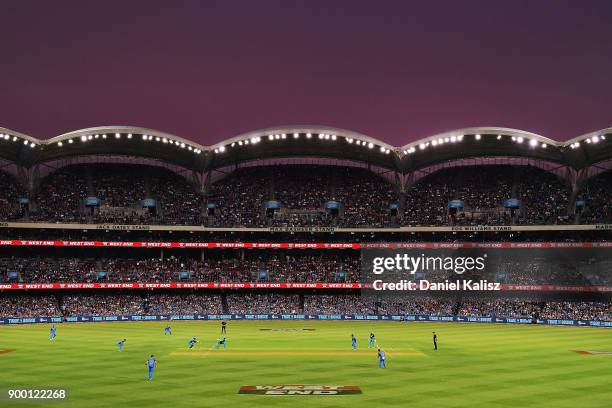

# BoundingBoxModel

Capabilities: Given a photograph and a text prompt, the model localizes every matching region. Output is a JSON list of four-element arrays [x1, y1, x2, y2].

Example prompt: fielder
[[146, 355, 156, 380], [377, 347, 387, 368]]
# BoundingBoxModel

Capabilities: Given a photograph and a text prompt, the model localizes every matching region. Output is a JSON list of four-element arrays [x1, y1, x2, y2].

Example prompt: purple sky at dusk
[[1, 0, 611, 145]]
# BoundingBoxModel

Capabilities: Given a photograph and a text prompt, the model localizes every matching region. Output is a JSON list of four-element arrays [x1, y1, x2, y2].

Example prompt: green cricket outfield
[[1, 321, 611, 408]]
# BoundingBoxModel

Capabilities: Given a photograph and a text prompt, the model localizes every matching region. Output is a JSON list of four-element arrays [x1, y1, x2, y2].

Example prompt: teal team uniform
[[214, 337, 227, 349]]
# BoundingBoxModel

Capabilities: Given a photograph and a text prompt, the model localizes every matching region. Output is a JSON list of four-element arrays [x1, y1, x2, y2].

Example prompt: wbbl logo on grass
[[239, 385, 362, 395]]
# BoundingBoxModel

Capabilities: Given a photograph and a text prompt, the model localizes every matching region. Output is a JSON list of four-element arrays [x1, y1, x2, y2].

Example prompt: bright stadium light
[[127, 133, 132, 139], [318, 134, 324, 139], [293, 133, 299, 139], [268, 135, 274, 141], [142, 134, 147, 140], [188, 146, 193, 151], [58, 141, 63, 147], [275, 134, 280, 140], [238, 140, 243, 146], [355, 140, 361, 145], [444, 137, 449, 143], [346, 138, 353, 143], [368, 143, 374, 149], [475, 134, 481, 140], [80, 136, 87, 142], [306, 133, 312, 139], [155, 137, 160, 142], [585, 138, 591, 144], [102, 134, 107, 139], [497, 135, 502, 140], [592, 136, 600, 143], [244, 139, 249, 144], [12, 136, 18, 141], [94, 134, 99, 139], [601, 135, 606, 140], [68, 139, 73, 144], [162, 138, 168, 143], [180, 142, 185, 148], [115, 133, 121, 139], [380, 146, 386, 152], [281, 134, 286, 139], [529, 139, 538, 147], [541, 143, 547, 148], [331, 134, 337, 140], [457, 135, 464, 141], [324, 134, 330, 140], [219, 146, 225, 152], [517, 137, 524, 144], [419, 143, 426, 150], [3, 134, 8, 140], [30, 142, 35, 148], [231, 142, 236, 147], [432, 140, 438, 146]]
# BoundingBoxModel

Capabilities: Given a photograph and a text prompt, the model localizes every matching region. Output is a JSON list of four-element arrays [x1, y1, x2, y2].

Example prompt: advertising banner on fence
[[1, 314, 610, 327], [1, 282, 611, 292]]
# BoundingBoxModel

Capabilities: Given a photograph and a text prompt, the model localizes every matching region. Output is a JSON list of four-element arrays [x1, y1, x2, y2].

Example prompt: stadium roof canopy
[[0, 125, 611, 173]]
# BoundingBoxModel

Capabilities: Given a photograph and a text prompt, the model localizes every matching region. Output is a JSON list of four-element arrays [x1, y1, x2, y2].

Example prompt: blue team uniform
[[147, 356, 156, 380], [378, 349, 386, 368], [214, 337, 227, 349], [164, 325, 172, 335], [351, 335, 357, 350], [117, 339, 126, 352], [49, 326, 57, 340], [188, 337, 198, 348]]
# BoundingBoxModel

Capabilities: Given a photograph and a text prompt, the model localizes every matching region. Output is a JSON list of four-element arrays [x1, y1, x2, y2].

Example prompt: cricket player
[[146, 355, 156, 380], [221, 320, 227, 334], [368, 333, 376, 348], [351, 334, 357, 350], [377, 347, 387, 368], [117, 339, 126, 352], [214, 336, 228, 349], [49, 325, 57, 341], [164, 325, 172, 336], [433, 332, 438, 350], [188, 336, 198, 349]]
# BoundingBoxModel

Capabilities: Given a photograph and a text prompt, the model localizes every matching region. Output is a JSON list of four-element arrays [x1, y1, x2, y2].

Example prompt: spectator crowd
[[4, 164, 610, 227], [1, 293, 609, 322]]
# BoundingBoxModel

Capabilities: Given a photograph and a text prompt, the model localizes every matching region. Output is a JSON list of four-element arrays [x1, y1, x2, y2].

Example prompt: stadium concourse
[[0, 124, 611, 324]]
